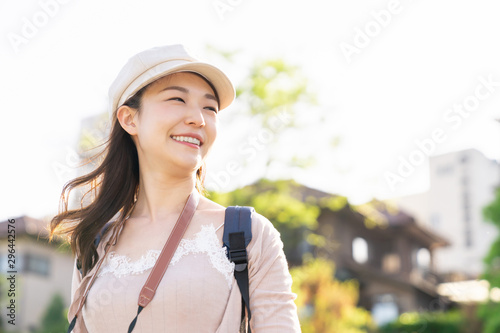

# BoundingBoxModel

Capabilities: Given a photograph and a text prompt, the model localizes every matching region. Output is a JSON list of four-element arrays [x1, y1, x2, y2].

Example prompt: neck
[[130, 169, 197, 223]]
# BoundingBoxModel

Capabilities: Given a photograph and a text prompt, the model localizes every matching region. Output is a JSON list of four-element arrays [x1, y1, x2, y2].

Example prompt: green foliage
[[477, 301, 500, 333], [478, 187, 500, 331], [290, 258, 374, 333], [481, 238, 500, 288], [481, 187, 500, 288], [36, 293, 68, 333], [319, 196, 349, 212], [235, 56, 320, 176], [237, 58, 315, 122], [210, 178, 319, 227], [379, 310, 464, 333], [483, 187, 500, 229], [209, 179, 321, 260]]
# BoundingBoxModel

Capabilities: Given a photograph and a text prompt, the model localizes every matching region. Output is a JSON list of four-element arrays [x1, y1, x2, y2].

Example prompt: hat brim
[[116, 60, 235, 112]]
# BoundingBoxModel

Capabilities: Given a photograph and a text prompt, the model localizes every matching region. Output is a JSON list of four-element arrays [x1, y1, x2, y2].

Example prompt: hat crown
[[108, 44, 235, 116], [108, 44, 198, 99]]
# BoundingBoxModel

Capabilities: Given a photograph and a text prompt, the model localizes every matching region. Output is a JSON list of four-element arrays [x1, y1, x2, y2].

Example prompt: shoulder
[[251, 211, 280, 237], [246, 211, 290, 281], [248, 211, 284, 255], [198, 195, 226, 211], [195, 195, 226, 226]]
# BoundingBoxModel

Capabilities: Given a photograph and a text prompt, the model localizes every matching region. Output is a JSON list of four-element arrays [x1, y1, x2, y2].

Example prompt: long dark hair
[[50, 74, 213, 276]]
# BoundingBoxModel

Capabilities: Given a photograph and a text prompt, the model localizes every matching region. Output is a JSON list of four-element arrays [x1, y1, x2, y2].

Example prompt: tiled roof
[[0, 215, 51, 239]]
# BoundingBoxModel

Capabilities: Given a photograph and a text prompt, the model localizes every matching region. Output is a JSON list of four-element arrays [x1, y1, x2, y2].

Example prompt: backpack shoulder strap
[[223, 206, 254, 332], [76, 222, 113, 276], [223, 206, 253, 249]]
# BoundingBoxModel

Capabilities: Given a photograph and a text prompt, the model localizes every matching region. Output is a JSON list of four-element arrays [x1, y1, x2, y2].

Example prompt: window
[[0, 254, 24, 273], [382, 253, 400, 273], [465, 228, 473, 248], [371, 294, 399, 326], [436, 164, 453, 175], [352, 237, 368, 264], [463, 190, 472, 247], [464, 207, 471, 223], [463, 192, 470, 209], [0, 254, 8, 272], [463, 191, 471, 222], [24, 254, 50, 276], [415, 248, 431, 270]]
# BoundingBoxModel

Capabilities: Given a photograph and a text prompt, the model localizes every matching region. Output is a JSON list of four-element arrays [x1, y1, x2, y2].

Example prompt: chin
[[173, 156, 203, 171]]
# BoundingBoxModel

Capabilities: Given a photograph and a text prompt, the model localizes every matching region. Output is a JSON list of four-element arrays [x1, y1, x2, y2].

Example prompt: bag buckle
[[229, 249, 248, 272]]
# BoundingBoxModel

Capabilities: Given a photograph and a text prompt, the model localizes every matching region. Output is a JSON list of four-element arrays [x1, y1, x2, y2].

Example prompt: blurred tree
[[209, 178, 321, 265], [36, 293, 68, 333], [237, 58, 315, 119], [290, 258, 375, 333], [235, 57, 321, 175], [477, 187, 500, 333]]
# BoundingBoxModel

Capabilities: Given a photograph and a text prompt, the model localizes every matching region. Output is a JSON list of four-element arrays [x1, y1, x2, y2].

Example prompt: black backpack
[[77, 205, 254, 332]]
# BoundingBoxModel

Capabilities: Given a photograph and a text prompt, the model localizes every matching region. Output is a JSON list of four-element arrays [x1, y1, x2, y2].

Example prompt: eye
[[167, 97, 185, 103], [205, 106, 218, 114]]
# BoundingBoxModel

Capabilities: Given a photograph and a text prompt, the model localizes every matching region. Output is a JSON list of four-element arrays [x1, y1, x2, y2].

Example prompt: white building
[[394, 149, 500, 279]]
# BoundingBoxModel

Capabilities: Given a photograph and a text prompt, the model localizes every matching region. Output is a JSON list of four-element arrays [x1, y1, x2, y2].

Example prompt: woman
[[50, 44, 301, 332]]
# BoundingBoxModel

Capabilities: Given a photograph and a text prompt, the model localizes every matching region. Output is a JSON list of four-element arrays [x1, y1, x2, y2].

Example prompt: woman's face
[[128, 72, 219, 175]]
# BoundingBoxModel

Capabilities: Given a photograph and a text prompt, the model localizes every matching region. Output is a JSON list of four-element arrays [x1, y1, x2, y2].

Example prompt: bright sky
[[2, 0, 500, 222]]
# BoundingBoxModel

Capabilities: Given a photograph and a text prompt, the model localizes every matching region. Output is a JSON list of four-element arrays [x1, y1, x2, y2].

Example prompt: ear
[[116, 105, 139, 136]]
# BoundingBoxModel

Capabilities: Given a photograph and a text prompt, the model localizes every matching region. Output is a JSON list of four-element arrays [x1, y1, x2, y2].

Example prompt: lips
[[170, 133, 204, 146]]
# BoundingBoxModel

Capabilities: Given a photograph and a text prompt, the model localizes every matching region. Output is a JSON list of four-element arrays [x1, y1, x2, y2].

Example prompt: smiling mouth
[[171, 135, 202, 146]]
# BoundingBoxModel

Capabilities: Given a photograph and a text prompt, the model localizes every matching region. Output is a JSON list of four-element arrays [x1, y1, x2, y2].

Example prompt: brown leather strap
[[138, 190, 200, 307]]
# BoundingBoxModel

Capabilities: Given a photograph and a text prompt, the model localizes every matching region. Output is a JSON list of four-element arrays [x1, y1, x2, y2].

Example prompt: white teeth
[[172, 135, 201, 146]]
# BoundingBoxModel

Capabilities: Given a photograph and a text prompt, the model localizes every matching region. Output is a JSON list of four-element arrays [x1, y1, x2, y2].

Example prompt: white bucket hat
[[108, 44, 235, 115]]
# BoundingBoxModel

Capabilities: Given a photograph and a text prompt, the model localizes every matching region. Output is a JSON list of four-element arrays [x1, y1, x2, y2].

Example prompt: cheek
[[136, 114, 168, 145], [208, 118, 218, 142]]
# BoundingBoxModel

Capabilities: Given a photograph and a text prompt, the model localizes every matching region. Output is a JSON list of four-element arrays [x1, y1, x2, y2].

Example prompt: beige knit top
[[68, 211, 302, 332]]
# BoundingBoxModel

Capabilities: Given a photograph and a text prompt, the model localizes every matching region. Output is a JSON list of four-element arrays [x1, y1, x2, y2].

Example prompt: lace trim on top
[[98, 224, 235, 288]]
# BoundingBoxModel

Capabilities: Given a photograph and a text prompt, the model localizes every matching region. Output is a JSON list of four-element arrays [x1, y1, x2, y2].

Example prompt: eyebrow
[[160, 86, 218, 103]]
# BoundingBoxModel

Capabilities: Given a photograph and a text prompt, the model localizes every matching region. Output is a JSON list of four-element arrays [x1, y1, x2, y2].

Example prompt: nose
[[185, 104, 206, 127]]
